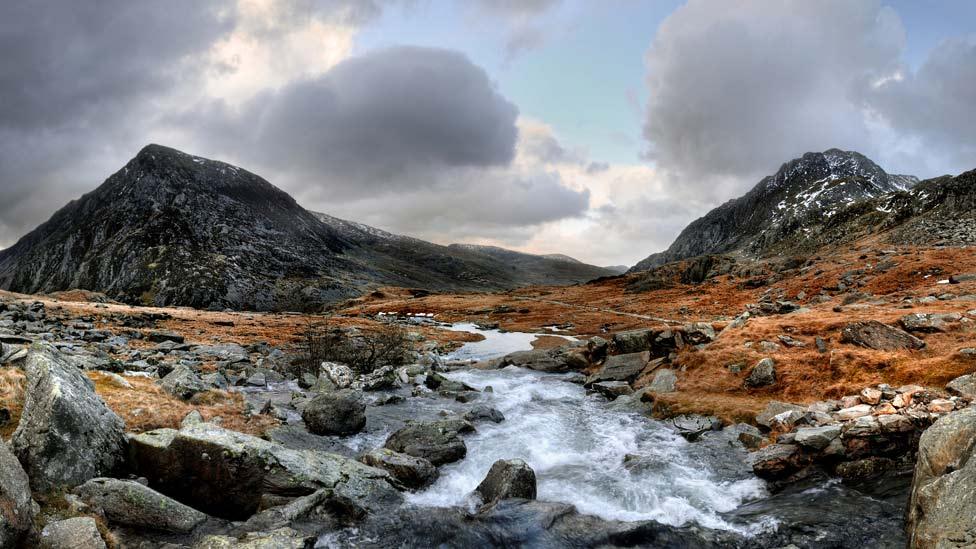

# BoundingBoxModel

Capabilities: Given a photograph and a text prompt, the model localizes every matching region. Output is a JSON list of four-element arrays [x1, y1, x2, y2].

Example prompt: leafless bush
[[292, 316, 410, 377]]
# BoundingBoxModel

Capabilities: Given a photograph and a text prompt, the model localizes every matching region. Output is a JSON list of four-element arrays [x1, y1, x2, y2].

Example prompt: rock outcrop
[[383, 420, 472, 466], [73, 478, 208, 534], [12, 346, 127, 492], [302, 389, 367, 436]]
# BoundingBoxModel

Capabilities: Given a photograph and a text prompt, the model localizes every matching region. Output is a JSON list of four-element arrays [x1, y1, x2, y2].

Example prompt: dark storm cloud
[[642, 0, 906, 198], [864, 37, 976, 173], [193, 46, 519, 194]]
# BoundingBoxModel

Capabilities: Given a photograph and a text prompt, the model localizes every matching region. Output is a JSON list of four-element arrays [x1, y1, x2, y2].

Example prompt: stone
[[794, 425, 841, 450], [425, 372, 475, 393], [12, 346, 127, 492], [873, 402, 897, 415], [669, 415, 721, 442], [160, 363, 208, 400], [755, 401, 804, 430], [585, 351, 650, 385], [147, 330, 184, 344], [39, 517, 106, 549], [359, 449, 439, 490], [815, 336, 828, 353], [195, 527, 314, 548], [859, 387, 882, 405], [877, 414, 913, 433], [893, 393, 913, 408], [839, 320, 925, 350], [947, 374, 976, 399], [899, 313, 961, 333], [464, 405, 506, 423], [647, 368, 677, 393], [320, 362, 354, 389], [475, 459, 537, 507], [384, 420, 472, 466], [73, 477, 207, 533], [0, 441, 33, 547], [835, 404, 873, 421], [836, 457, 894, 482], [839, 395, 862, 408], [907, 407, 976, 548], [758, 340, 781, 352], [302, 389, 367, 436], [612, 329, 654, 354], [591, 381, 634, 400], [844, 415, 882, 437], [744, 358, 776, 388], [748, 444, 806, 479], [498, 346, 588, 373], [683, 322, 716, 345], [949, 273, 976, 284], [927, 398, 955, 413], [128, 423, 400, 519]]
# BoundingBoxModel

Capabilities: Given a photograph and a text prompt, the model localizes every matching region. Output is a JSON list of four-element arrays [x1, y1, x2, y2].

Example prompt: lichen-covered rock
[[12, 346, 127, 492], [73, 477, 207, 533], [194, 527, 314, 549], [359, 449, 439, 490], [907, 407, 976, 548], [128, 422, 401, 520], [384, 420, 472, 466], [159, 363, 208, 400], [840, 320, 925, 350], [39, 517, 106, 549], [0, 440, 33, 547], [475, 459, 537, 507]]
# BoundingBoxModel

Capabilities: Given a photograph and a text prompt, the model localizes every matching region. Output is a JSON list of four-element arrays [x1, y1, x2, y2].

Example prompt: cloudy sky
[[0, 0, 973, 266]]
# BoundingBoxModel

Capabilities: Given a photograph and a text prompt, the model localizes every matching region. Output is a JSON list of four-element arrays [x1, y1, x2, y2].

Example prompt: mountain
[[630, 149, 936, 272], [0, 145, 616, 309]]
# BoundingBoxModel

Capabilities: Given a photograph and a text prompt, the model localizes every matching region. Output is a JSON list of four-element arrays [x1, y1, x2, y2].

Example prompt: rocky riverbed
[[1, 294, 974, 548]]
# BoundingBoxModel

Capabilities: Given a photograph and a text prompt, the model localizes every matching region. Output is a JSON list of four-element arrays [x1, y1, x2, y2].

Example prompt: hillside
[[0, 145, 616, 309]]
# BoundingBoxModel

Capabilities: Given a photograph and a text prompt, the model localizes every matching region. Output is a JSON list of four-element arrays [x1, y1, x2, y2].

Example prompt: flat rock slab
[[840, 321, 925, 351], [586, 351, 650, 385], [74, 477, 207, 533]]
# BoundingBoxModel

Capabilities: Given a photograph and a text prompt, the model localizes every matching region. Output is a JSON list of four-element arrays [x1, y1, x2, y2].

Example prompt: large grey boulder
[[585, 351, 650, 385], [840, 320, 926, 350], [946, 374, 976, 400], [159, 363, 208, 400], [612, 329, 654, 354], [128, 422, 401, 520], [755, 401, 805, 430], [907, 407, 976, 548], [498, 345, 587, 373], [899, 313, 961, 333], [0, 441, 33, 547], [39, 517, 106, 549], [302, 389, 366, 436], [475, 459, 537, 507], [12, 346, 127, 492], [384, 420, 473, 466], [794, 425, 841, 450], [74, 477, 207, 533], [744, 358, 776, 388], [359, 448, 439, 490]]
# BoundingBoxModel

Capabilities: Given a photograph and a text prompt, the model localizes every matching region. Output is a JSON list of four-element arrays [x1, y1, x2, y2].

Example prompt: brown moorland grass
[[0, 367, 25, 439]]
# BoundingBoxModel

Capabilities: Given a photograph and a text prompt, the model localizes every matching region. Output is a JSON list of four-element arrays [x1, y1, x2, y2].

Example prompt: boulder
[[647, 369, 677, 393], [195, 527, 314, 549], [835, 404, 873, 421], [147, 330, 184, 344], [159, 363, 208, 400], [669, 415, 721, 442], [127, 423, 401, 519], [844, 415, 882, 437], [39, 517, 106, 549], [794, 425, 841, 450], [859, 387, 882, 405], [612, 329, 654, 354], [359, 449, 439, 490], [0, 441, 33, 547], [591, 381, 634, 400], [836, 457, 894, 482], [839, 321, 925, 350], [12, 346, 127, 492], [946, 374, 976, 399], [682, 323, 716, 345], [302, 389, 367, 436], [755, 401, 804, 430], [907, 407, 976, 548], [464, 405, 505, 424], [319, 362, 354, 390], [383, 420, 472, 466], [475, 459, 537, 507], [585, 351, 650, 385], [744, 358, 776, 388], [74, 477, 207, 533], [747, 444, 807, 479], [899, 313, 961, 333], [498, 346, 587, 373], [425, 372, 475, 393]]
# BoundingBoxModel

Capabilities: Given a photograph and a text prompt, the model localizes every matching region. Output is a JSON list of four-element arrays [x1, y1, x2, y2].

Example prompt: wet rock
[[612, 329, 654, 354], [464, 405, 505, 424], [425, 372, 475, 392], [946, 374, 976, 399], [195, 527, 314, 548], [0, 441, 33, 547], [794, 425, 841, 450], [585, 351, 649, 385], [12, 346, 127, 492], [39, 517, 106, 549], [591, 381, 634, 400], [384, 420, 472, 466], [840, 320, 925, 350], [160, 363, 208, 400], [907, 407, 976, 548], [475, 459, 537, 507], [73, 477, 207, 533], [302, 389, 367, 436], [647, 368, 677, 393], [498, 346, 587, 373], [359, 449, 439, 491], [748, 444, 807, 479], [744, 358, 776, 388], [128, 423, 400, 519], [669, 415, 721, 442], [835, 457, 894, 482]]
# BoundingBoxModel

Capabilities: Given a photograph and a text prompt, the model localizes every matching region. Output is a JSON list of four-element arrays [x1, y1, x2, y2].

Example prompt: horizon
[[0, 0, 973, 266]]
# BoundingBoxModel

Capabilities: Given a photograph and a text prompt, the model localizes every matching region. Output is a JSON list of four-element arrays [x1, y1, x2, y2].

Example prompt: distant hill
[[628, 149, 976, 272], [0, 145, 617, 309]]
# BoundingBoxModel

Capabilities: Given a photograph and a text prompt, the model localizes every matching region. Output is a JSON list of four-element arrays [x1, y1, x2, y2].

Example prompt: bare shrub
[[292, 316, 410, 377]]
